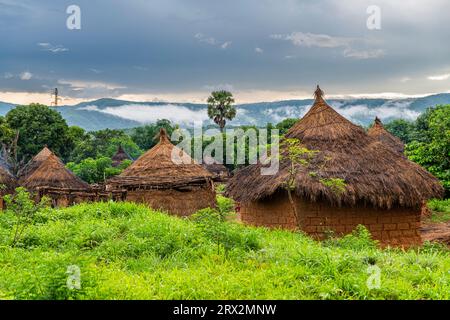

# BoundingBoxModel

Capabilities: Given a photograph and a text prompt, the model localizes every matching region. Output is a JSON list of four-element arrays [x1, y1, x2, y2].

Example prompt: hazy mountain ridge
[[1, 93, 449, 131]]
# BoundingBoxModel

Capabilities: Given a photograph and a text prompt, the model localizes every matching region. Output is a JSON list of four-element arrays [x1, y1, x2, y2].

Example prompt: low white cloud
[[38, 42, 68, 53], [427, 73, 450, 81], [20, 71, 33, 80], [255, 47, 263, 53], [80, 104, 209, 125]]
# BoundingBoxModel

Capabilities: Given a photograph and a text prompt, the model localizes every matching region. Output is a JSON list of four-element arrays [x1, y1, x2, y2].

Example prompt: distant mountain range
[[1, 93, 450, 131]]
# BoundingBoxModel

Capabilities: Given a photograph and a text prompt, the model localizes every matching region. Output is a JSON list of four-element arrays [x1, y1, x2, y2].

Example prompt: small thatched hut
[[17, 146, 53, 181], [107, 128, 216, 216], [226, 86, 444, 247], [368, 117, 405, 154], [111, 145, 133, 167], [0, 157, 17, 210], [202, 155, 230, 182], [20, 147, 97, 207]]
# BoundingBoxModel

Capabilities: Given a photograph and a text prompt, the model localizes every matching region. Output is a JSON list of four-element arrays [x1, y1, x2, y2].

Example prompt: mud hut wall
[[125, 186, 216, 216], [240, 193, 421, 246]]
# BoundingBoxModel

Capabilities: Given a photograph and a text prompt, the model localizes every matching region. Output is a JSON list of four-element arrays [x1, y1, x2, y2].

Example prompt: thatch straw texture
[[18, 146, 52, 182], [22, 150, 91, 191], [109, 128, 213, 188], [368, 117, 405, 154], [226, 86, 444, 209]]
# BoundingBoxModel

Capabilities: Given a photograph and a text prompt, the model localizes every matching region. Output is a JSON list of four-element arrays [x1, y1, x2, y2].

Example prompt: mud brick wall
[[240, 193, 422, 247], [126, 187, 216, 217]]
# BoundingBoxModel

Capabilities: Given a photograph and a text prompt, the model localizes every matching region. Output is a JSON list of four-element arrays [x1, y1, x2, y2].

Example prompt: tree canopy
[[5, 104, 73, 163], [207, 91, 236, 132]]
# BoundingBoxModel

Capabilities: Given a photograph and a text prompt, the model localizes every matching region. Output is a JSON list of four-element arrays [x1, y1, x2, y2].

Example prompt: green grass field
[[427, 199, 450, 223], [0, 201, 449, 300]]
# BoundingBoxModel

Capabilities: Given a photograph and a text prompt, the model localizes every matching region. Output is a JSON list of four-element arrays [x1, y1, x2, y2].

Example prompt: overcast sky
[[1, 0, 449, 104]]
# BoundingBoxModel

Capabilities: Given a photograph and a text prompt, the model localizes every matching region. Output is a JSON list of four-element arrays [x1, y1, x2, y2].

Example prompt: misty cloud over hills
[[1, 94, 450, 131]]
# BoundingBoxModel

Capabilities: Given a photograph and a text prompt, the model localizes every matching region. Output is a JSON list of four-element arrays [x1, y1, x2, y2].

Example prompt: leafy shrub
[[217, 194, 235, 217], [324, 225, 377, 250], [3, 187, 49, 247], [192, 208, 260, 255]]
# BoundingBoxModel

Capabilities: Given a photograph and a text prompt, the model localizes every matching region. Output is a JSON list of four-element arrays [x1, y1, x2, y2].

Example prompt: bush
[[192, 208, 260, 255]]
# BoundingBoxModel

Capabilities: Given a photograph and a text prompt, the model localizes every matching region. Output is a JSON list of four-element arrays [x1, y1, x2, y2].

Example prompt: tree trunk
[[287, 189, 301, 229]]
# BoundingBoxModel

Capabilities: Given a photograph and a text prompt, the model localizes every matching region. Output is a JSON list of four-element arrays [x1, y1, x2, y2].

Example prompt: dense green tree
[[67, 157, 132, 184], [384, 119, 415, 144], [69, 129, 142, 163], [275, 118, 298, 135], [207, 91, 236, 132], [0, 116, 14, 146], [5, 104, 73, 163], [130, 119, 175, 150], [406, 105, 450, 194]]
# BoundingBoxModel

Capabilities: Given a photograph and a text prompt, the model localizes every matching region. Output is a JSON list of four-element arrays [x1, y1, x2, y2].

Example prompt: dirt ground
[[420, 220, 450, 246]]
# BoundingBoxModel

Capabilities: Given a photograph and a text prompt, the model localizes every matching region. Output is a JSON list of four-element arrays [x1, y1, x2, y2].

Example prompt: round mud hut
[[226, 86, 444, 247], [0, 157, 17, 210], [368, 117, 405, 154], [107, 128, 216, 216], [20, 147, 95, 207]]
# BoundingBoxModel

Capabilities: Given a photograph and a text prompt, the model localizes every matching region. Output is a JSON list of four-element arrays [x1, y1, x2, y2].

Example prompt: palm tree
[[207, 91, 236, 132]]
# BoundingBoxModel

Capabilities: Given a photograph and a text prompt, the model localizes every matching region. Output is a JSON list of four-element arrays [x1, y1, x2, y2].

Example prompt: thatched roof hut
[[18, 146, 53, 182], [225, 86, 443, 246], [19, 147, 97, 207], [111, 145, 133, 167], [227, 86, 443, 209], [22, 152, 91, 191], [368, 117, 405, 154], [202, 155, 230, 181], [108, 128, 215, 216]]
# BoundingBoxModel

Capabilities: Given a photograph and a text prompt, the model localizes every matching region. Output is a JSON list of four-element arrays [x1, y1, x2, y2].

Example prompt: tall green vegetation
[[275, 118, 298, 135], [0, 201, 449, 300], [66, 158, 132, 184], [129, 119, 176, 150], [383, 105, 450, 194], [384, 119, 415, 144], [207, 91, 236, 132], [69, 128, 142, 163], [3, 187, 49, 247], [5, 104, 74, 163], [405, 105, 450, 194]]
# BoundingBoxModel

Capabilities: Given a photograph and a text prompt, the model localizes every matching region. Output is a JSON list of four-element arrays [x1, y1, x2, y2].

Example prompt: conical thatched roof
[[22, 150, 90, 191], [109, 128, 212, 187], [18, 146, 53, 182], [368, 117, 405, 154], [111, 145, 133, 167], [226, 86, 444, 209]]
